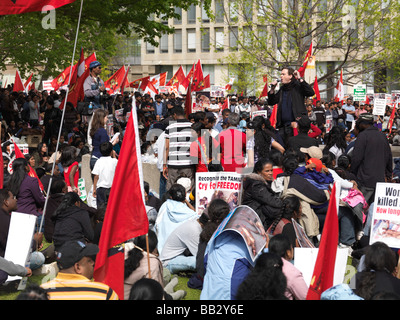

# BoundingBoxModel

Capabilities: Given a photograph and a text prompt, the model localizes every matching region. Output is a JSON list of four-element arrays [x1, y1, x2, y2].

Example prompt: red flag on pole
[[388, 104, 397, 134], [313, 76, 320, 106], [0, 0, 76, 15], [104, 66, 127, 95], [306, 183, 339, 300], [259, 78, 269, 99], [120, 65, 130, 94], [298, 42, 313, 78], [334, 69, 344, 104], [93, 111, 149, 300], [269, 104, 278, 128], [191, 60, 204, 92], [166, 66, 186, 89], [24, 73, 33, 93], [181, 63, 195, 90], [13, 70, 25, 92], [185, 82, 192, 118]]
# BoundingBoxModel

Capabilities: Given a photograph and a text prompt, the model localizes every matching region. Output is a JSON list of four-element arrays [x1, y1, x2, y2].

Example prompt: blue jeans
[[159, 171, 167, 200], [338, 206, 356, 246], [164, 255, 196, 274]]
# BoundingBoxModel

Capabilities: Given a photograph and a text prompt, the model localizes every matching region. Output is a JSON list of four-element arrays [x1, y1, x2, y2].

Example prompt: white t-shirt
[[91, 156, 118, 188]]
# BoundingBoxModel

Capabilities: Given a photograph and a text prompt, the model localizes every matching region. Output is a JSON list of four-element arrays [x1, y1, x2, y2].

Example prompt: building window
[[174, 29, 182, 53], [201, 28, 210, 52], [201, 2, 210, 23], [229, 27, 238, 51], [146, 42, 155, 54], [174, 7, 182, 25], [215, 28, 224, 51], [187, 4, 196, 24], [215, 0, 224, 23], [187, 29, 196, 52], [160, 34, 168, 53]]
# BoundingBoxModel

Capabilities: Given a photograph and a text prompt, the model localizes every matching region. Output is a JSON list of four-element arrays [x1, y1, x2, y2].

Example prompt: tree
[[209, 0, 400, 98], [0, 0, 211, 80]]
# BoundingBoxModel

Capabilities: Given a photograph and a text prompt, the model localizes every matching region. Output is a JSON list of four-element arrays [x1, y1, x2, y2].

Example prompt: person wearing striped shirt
[[41, 241, 118, 300], [163, 106, 195, 190]]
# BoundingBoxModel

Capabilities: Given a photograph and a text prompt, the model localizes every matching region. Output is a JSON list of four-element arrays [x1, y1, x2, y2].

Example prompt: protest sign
[[369, 183, 400, 248], [193, 91, 211, 112], [9, 144, 29, 155], [4, 212, 37, 282], [373, 97, 387, 116], [78, 178, 87, 202], [195, 171, 243, 216], [210, 85, 226, 98], [353, 84, 366, 102], [294, 247, 348, 287], [251, 110, 268, 120]]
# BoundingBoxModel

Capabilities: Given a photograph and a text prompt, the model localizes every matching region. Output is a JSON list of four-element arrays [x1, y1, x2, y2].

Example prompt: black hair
[[193, 111, 206, 123], [268, 196, 300, 235], [16, 284, 49, 300], [253, 158, 274, 174], [50, 178, 66, 195], [0, 188, 11, 205], [268, 234, 293, 258], [168, 184, 186, 202], [7, 158, 28, 197], [124, 230, 158, 279], [60, 146, 77, 168], [171, 106, 185, 116], [143, 181, 150, 195], [199, 199, 230, 243], [100, 141, 113, 157], [128, 278, 164, 300], [321, 151, 336, 170], [51, 192, 82, 222], [252, 116, 272, 160]]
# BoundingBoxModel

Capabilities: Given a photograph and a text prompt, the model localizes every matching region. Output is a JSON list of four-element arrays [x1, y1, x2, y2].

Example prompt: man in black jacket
[[351, 113, 392, 205], [268, 67, 315, 146]]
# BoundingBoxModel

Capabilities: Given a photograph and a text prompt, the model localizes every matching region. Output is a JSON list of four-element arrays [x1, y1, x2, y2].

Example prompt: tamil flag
[[312, 76, 320, 106], [306, 182, 339, 300], [298, 42, 313, 78], [120, 65, 130, 94], [13, 142, 44, 192], [93, 108, 149, 299], [0, 0, 76, 15], [51, 64, 76, 91], [13, 70, 25, 92], [129, 76, 148, 89], [194, 74, 210, 92], [166, 66, 185, 90], [334, 69, 344, 104], [104, 66, 128, 95], [191, 60, 204, 92]]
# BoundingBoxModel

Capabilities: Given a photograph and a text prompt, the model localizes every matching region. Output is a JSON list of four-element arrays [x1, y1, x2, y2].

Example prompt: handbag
[[77, 101, 93, 115]]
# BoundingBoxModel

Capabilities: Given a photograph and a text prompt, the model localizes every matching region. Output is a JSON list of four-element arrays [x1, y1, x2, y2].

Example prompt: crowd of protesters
[[0, 64, 400, 301]]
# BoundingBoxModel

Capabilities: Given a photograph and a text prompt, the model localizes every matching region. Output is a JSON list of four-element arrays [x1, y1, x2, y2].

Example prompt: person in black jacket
[[268, 67, 315, 146], [51, 192, 94, 252], [351, 113, 392, 205], [242, 158, 283, 230]]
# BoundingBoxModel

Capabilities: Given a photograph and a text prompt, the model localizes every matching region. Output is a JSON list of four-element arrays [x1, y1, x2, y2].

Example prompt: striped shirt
[[165, 119, 193, 168], [41, 273, 119, 300]]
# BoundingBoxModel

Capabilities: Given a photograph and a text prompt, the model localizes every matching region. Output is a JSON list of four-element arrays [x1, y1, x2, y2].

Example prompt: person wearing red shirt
[[216, 113, 247, 172], [190, 122, 219, 172]]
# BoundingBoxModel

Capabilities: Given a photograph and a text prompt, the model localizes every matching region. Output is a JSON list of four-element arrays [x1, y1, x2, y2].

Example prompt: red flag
[[195, 74, 210, 92], [0, 0, 76, 15], [181, 63, 195, 90], [298, 42, 313, 78], [191, 60, 204, 92], [185, 82, 192, 118], [13, 70, 25, 92], [166, 66, 186, 89], [13, 142, 44, 191], [306, 183, 339, 300], [225, 78, 235, 91], [24, 73, 33, 92], [312, 76, 320, 106], [388, 104, 397, 134], [259, 78, 269, 99], [269, 104, 278, 128], [104, 66, 127, 95], [93, 112, 149, 299], [129, 76, 148, 89], [120, 66, 130, 94], [51, 65, 76, 91]]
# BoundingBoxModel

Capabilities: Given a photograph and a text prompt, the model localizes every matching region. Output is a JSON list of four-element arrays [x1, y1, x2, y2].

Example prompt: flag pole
[[146, 233, 152, 279], [39, 0, 84, 233]]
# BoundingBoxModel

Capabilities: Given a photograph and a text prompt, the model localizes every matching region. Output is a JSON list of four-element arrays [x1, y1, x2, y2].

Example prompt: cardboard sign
[[370, 183, 400, 248], [294, 247, 349, 287], [195, 172, 243, 216], [4, 212, 37, 282]]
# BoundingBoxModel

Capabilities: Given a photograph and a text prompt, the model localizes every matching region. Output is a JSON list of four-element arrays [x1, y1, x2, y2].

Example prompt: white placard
[[4, 212, 37, 282], [294, 247, 349, 288], [369, 183, 400, 248]]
